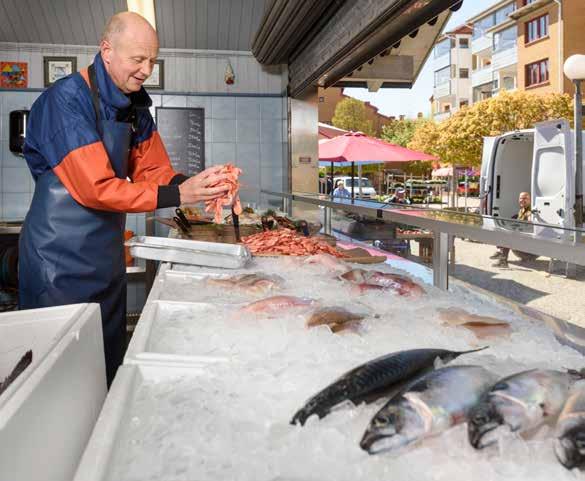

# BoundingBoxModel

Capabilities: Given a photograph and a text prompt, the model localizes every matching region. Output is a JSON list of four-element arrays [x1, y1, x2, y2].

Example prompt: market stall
[[70, 194, 585, 481]]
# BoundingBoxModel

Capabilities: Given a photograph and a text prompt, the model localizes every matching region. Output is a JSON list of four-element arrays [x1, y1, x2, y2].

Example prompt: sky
[[343, 0, 499, 119]]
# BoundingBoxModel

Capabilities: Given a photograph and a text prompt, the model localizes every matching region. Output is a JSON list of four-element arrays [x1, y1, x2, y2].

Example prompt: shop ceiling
[[0, 0, 462, 97], [0, 0, 270, 51]]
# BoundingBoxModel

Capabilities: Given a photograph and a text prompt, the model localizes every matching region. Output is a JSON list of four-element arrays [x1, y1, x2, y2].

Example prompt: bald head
[[102, 12, 156, 46], [100, 12, 159, 93]]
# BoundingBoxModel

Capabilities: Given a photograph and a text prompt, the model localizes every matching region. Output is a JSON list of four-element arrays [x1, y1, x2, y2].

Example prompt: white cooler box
[[0, 303, 107, 481]]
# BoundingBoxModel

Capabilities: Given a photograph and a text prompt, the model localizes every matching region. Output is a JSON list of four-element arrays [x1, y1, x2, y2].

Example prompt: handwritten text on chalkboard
[[155, 107, 205, 176]]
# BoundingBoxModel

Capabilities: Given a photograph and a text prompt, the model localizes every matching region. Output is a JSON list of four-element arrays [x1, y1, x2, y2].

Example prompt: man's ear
[[100, 40, 113, 66]]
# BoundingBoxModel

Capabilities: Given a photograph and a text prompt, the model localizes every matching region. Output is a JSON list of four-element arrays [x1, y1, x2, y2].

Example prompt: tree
[[331, 97, 375, 136], [381, 119, 419, 147], [408, 91, 573, 167]]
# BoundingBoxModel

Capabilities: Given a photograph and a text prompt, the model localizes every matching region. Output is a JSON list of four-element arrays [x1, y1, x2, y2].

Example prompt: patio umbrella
[[319, 132, 438, 199]]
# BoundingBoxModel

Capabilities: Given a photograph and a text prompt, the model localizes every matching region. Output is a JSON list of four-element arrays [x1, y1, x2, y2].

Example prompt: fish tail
[[290, 408, 309, 426], [456, 346, 489, 356], [566, 368, 585, 380]]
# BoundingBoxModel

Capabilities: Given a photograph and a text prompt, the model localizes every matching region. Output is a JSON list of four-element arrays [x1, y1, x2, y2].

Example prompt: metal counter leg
[[433, 231, 449, 290], [323, 206, 332, 235]]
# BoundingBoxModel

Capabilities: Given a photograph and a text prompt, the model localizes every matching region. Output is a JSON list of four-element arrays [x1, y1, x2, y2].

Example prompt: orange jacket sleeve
[[129, 130, 184, 185], [53, 141, 160, 213]]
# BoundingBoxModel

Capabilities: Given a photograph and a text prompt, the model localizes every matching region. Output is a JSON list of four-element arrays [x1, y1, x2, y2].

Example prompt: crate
[[0, 303, 107, 481]]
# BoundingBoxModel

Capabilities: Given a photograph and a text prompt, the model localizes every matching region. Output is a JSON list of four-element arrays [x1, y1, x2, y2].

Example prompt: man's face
[[519, 193, 530, 208], [101, 28, 159, 94]]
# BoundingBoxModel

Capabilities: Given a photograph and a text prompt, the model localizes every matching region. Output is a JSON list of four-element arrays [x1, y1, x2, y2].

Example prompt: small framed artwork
[[43, 56, 77, 87], [0, 62, 28, 88], [143, 59, 164, 89]]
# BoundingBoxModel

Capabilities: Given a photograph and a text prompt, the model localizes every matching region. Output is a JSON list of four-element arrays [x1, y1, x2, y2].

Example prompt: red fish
[[240, 295, 316, 314], [342, 269, 425, 297]]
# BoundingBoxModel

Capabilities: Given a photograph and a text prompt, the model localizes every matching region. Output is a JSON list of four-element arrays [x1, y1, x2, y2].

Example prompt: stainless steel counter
[[263, 190, 585, 290]]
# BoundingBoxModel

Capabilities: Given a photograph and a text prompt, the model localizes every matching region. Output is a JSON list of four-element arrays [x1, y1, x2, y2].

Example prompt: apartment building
[[510, 0, 585, 96], [431, 25, 473, 121], [432, 0, 585, 119], [468, 0, 518, 103]]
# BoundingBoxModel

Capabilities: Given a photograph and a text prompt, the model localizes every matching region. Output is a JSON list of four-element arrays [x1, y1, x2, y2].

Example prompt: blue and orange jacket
[[24, 53, 186, 212]]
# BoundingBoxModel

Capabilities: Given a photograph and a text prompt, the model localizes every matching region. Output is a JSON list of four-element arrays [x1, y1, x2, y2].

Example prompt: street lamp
[[563, 54, 585, 230]]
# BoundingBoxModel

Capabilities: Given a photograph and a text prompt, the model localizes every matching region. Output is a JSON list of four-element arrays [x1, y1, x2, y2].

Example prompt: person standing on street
[[491, 192, 533, 268], [19, 12, 231, 386]]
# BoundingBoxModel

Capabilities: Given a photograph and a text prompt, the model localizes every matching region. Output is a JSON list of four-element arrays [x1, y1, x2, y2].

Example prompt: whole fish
[[290, 346, 487, 426], [304, 253, 350, 273], [468, 369, 584, 449], [207, 273, 283, 295], [240, 295, 315, 314], [554, 388, 585, 470], [305, 307, 365, 333], [341, 269, 425, 297], [360, 365, 497, 455]]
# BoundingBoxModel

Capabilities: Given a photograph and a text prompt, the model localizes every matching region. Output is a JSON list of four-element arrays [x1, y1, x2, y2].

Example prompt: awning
[[319, 132, 438, 163]]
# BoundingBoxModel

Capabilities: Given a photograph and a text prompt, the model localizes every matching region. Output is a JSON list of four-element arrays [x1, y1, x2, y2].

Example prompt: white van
[[333, 176, 377, 198], [480, 119, 584, 237]]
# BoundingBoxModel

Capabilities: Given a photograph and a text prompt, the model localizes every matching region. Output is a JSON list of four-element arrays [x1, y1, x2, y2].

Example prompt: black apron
[[19, 64, 132, 386]]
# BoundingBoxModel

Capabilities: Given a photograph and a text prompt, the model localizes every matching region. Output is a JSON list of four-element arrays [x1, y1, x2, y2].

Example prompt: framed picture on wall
[[0, 62, 28, 88], [43, 56, 77, 87], [143, 59, 164, 89]]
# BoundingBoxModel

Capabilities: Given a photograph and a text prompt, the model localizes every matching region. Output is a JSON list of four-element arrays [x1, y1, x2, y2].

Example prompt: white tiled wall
[[0, 91, 41, 220], [0, 42, 289, 313], [152, 92, 288, 237]]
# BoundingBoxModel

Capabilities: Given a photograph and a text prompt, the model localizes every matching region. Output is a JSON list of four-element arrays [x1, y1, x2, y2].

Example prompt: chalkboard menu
[[155, 107, 205, 176]]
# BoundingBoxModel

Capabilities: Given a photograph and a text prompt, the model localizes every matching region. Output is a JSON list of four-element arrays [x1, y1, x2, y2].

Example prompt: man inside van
[[491, 192, 533, 268]]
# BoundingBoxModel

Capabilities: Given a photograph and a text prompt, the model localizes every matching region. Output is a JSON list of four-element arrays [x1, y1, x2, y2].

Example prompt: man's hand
[[178, 165, 231, 205]]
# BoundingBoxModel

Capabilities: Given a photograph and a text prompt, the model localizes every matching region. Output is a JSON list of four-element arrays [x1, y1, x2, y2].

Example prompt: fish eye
[[374, 414, 389, 426], [493, 382, 508, 391], [472, 412, 489, 424]]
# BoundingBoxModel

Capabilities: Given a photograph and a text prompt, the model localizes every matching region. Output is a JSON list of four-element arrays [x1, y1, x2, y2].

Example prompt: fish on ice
[[290, 347, 488, 426], [468, 369, 585, 449], [360, 365, 498, 455]]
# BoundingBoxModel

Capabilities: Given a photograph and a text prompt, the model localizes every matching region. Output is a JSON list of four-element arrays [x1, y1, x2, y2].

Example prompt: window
[[460, 100, 469, 108], [493, 25, 516, 52], [523, 0, 538, 5], [459, 38, 469, 48], [472, 16, 495, 39], [434, 39, 450, 58], [444, 105, 451, 112], [495, 3, 515, 25], [525, 14, 549, 43], [472, 3, 516, 39], [525, 59, 549, 87], [434, 66, 450, 86], [459, 68, 469, 78]]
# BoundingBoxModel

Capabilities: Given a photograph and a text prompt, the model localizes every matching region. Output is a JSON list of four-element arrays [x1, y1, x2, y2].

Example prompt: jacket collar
[[93, 53, 152, 110]]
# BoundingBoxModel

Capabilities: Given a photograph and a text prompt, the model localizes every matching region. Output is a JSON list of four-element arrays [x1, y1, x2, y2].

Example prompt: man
[[388, 188, 412, 205], [333, 180, 351, 199], [491, 191, 533, 268], [19, 12, 231, 385]]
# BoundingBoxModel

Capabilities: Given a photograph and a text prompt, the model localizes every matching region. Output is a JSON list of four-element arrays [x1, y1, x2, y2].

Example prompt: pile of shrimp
[[205, 164, 243, 223]]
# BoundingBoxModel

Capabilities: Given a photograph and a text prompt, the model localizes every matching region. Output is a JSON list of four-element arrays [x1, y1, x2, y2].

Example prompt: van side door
[[531, 119, 574, 239]]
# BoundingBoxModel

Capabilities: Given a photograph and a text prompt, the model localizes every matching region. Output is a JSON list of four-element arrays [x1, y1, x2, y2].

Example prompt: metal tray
[[125, 236, 251, 269]]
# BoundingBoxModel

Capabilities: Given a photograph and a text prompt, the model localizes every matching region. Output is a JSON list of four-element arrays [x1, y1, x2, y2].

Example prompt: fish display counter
[[74, 241, 585, 481]]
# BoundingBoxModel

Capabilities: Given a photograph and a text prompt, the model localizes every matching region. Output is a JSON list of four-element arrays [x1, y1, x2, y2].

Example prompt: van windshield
[[345, 178, 373, 188]]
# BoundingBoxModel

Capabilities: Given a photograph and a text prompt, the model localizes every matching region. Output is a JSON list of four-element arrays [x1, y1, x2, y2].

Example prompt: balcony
[[433, 81, 451, 99], [471, 34, 493, 56], [471, 67, 493, 88], [434, 111, 452, 122], [492, 46, 517, 71], [434, 52, 450, 71]]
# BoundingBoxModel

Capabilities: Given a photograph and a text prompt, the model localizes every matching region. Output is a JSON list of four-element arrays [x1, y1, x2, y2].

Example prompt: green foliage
[[408, 91, 574, 167], [331, 97, 375, 136], [381, 119, 419, 147]]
